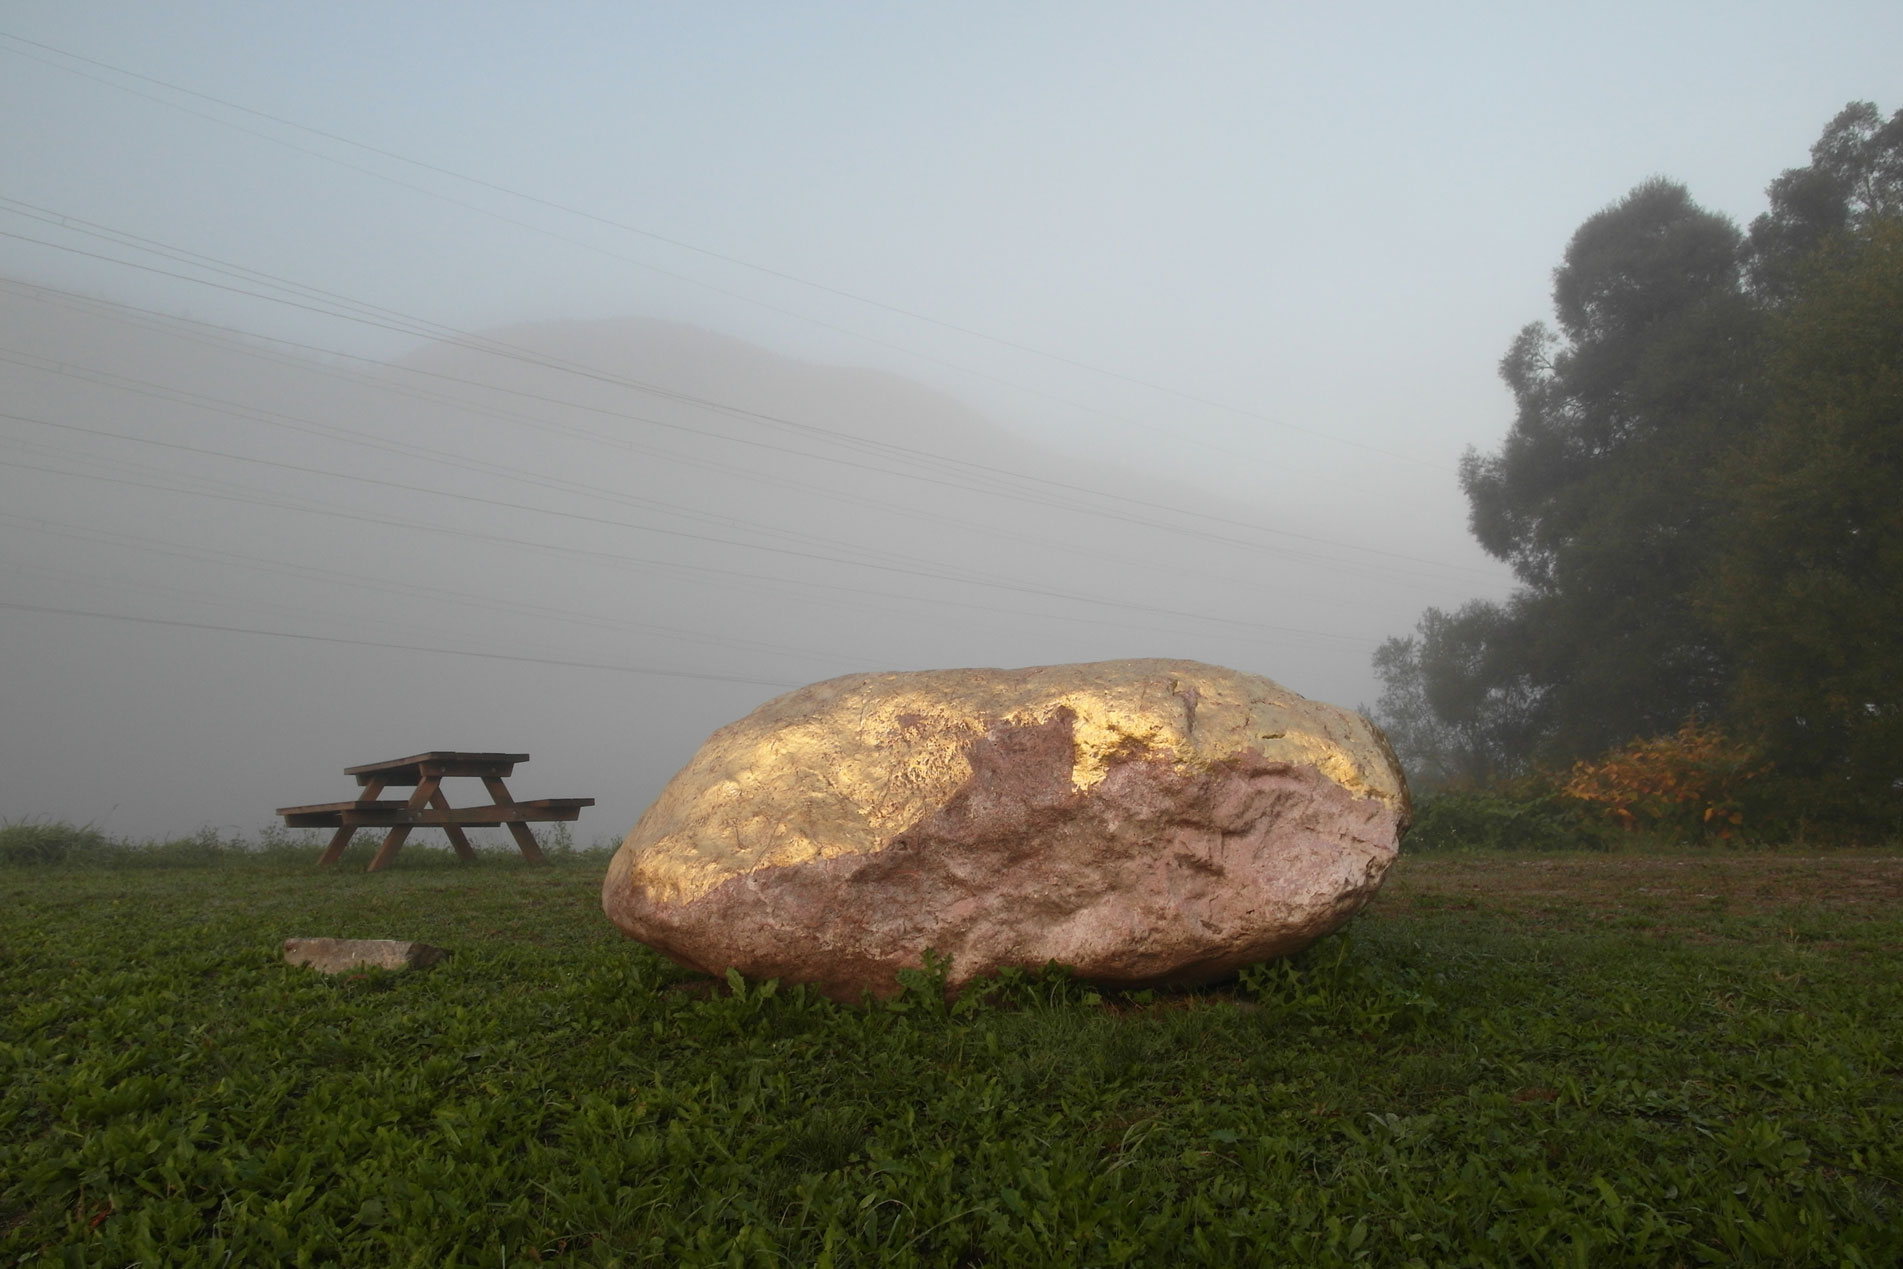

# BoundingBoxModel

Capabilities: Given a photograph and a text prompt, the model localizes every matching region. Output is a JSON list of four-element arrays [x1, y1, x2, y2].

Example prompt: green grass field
[[3, 837, 1900, 1266]]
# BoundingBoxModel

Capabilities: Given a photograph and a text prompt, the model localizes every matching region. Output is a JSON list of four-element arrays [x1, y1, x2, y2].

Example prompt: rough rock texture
[[282, 938, 449, 974], [603, 659, 1409, 1000]]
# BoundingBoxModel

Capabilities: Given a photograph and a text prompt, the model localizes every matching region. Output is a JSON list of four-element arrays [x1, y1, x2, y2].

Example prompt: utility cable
[[0, 510, 867, 671], [0, 28, 1451, 472], [0, 332, 1462, 597], [1, 407, 1359, 640], [0, 453, 1375, 651], [0, 599, 804, 687], [0, 223, 1500, 580]]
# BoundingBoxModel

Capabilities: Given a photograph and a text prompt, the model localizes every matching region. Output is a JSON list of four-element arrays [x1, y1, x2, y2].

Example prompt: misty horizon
[[2, 281, 1502, 840], [2, 4, 1894, 840]]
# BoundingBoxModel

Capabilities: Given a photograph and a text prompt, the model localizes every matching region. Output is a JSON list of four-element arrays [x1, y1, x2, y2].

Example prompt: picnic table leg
[[317, 778, 385, 867], [502, 822, 547, 865], [427, 788, 481, 862], [368, 775, 440, 872], [316, 827, 357, 868], [367, 825, 413, 872], [482, 775, 548, 865]]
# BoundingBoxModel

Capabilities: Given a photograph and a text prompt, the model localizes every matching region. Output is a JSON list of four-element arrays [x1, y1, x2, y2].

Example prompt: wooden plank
[[346, 751, 531, 775], [281, 800, 414, 816], [347, 752, 529, 785], [368, 775, 440, 871], [283, 797, 589, 818], [288, 790, 409, 830], [390, 803, 586, 825], [504, 822, 547, 865], [283, 801, 593, 828], [367, 824, 413, 872], [314, 777, 388, 865], [286, 812, 355, 828], [315, 825, 358, 866], [484, 774, 546, 866], [428, 788, 480, 862]]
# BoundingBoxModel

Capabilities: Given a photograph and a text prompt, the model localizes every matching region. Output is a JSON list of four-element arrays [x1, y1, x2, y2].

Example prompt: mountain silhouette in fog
[[1, 281, 1404, 840], [392, 313, 1168, 500]]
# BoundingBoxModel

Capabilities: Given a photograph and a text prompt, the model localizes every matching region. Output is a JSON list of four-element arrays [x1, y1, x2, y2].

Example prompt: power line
[[0, 345, 984, 578], [0, 206, 1279, 544], [1, 407, 1374, 641], [0, 27, 1451, 473], [0, 598, 804, 687], [0, 338, 1365, 591], [0, 319, 1479, 600], [0, 42, 1300, 490], [0, 220, 1500, 580], [0, 453, 1376, 652], [0, 510, 866, 671]]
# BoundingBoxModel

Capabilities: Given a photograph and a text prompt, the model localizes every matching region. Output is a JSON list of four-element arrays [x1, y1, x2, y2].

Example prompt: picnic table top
[[345, 752, 531, 784]]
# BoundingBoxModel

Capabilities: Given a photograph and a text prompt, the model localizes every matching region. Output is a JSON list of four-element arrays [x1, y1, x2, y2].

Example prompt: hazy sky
[[2, 3, 1897, 840]]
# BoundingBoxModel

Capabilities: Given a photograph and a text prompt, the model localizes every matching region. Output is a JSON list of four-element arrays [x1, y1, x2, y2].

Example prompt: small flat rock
[[283, 937, 449, 974]]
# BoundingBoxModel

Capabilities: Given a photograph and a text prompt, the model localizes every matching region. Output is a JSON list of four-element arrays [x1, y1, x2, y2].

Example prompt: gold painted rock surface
[[603, 659, 1409, 1000]]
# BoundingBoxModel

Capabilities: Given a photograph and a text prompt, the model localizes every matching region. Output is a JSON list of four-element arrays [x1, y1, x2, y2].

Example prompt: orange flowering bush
[[1561, 720, 1771, 841]]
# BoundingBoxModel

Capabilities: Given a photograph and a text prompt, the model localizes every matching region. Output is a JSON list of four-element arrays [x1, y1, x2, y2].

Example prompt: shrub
[[1403, 787, 1608, 851], [1561, 719, 1770, 842]]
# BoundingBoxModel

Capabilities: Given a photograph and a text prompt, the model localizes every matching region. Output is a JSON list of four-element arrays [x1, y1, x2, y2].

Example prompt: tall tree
[[1371, 601, 1542, 790], [1747, 102, 1903, 301], [1707, 213, 1903, 824], [1455, 179, 1761, 760], [1373, 101, 1903, 819]]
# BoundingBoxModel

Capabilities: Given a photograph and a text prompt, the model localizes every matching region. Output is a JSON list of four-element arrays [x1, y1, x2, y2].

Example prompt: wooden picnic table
[[279, 751, 594, 872]]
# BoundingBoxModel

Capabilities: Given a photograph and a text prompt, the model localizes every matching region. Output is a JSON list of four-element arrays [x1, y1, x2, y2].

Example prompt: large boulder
[[603, 659, 1409, 1000]]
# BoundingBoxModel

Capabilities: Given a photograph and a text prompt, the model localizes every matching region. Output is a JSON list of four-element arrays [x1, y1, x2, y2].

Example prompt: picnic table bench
[[279, 752, 594, 872]]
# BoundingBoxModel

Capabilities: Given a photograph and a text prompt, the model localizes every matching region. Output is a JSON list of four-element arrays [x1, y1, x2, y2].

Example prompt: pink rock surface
[[603, 660, 1408, 1000]]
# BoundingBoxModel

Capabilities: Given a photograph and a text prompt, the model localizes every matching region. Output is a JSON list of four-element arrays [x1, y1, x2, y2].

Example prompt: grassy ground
[[2, 840, 1900, 1266]]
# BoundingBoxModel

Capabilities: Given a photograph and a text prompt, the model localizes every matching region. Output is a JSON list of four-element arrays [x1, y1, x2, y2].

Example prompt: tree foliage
[[1376, 102, 1903, 831], [1452, 178, 1759, 761], [1372, 601, 1540, 789], [1705, 215, 1903, 823], [1747, 102, 1903, 300]]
